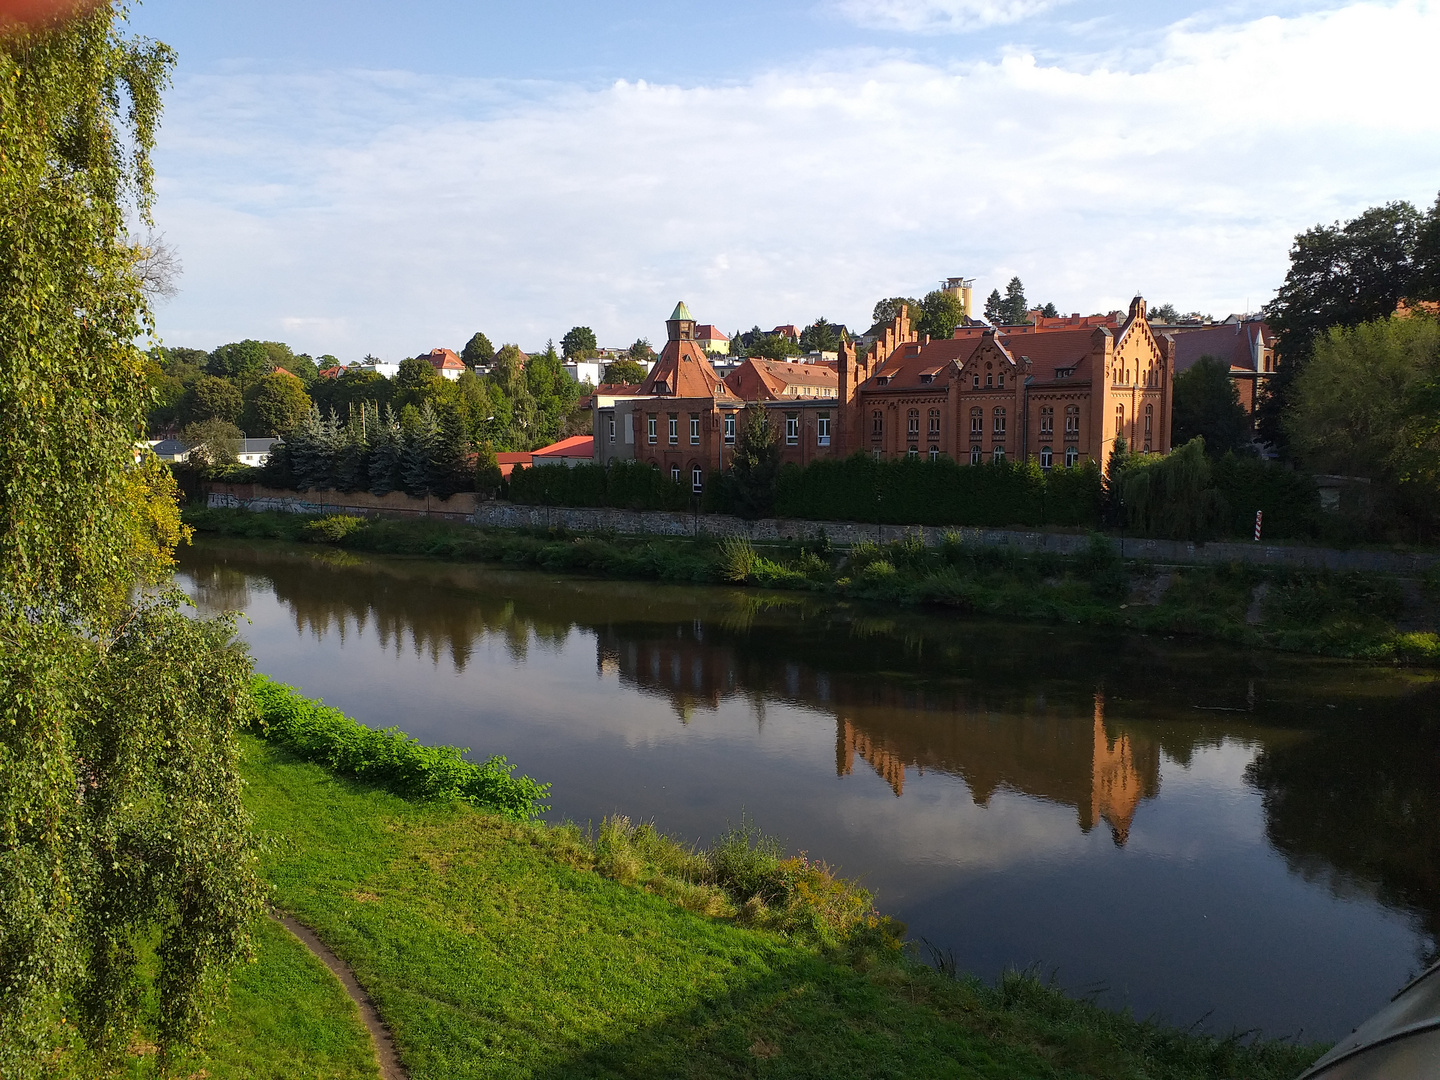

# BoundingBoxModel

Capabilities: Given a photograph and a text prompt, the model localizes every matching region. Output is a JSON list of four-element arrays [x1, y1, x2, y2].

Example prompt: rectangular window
[[929, 447, 939, 461], [690, 415, 700, 445], [647, 415, 657, 444], [816, 412, 830, 446], [668, 415, 678, 444], [670, 464, 680, 482], [692, 466, 703, 493], [608, 416, 616, 443], [907, 411, 919, 436], [873, 449, 883, 461], [724, 413, 736, 444], [785, 414, 799, 445], [928, 410, 940, 436]]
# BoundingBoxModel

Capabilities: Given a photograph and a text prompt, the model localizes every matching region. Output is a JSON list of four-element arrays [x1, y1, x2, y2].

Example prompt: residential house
[[423, 348, 466, 381], [694, 325, 730, 355]]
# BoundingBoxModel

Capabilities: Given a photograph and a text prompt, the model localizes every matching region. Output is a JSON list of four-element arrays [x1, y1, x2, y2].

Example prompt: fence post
[[1254, 510, 1263, 542]]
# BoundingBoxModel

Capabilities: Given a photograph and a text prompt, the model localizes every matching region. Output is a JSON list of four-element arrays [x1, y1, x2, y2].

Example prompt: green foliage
[[249, 676, 549, 820], [627, 337, 657, 363], [917, 289, 967, 339], [772, 453, 1099, 528], [728, 406, 782, 518], [180, 417, 244, 467], [1211, 454, 1320, 540], [1287, 314, 1440, 525], [746, 334, 802, 360], [207, 340, 272, 385], [461, 331, 494, 367], [1172, 355, 1252, 456], [716, 536, 759, 582], [188, 374, 244, 424], [474, 441, 503, 496], [243, 370, 311, 437], [561, 325, 597, 360], [985, 278, 1032, 326], [394, 355, 441, 410], [508, 461, 688, 512], [872, 297, 918, 327], [1261, 199, 1428, 450], [304, 514, 368, 543], [601, 358, 648, 384], [1119, 438, 1226, 540], [799, 317, 840, 353]]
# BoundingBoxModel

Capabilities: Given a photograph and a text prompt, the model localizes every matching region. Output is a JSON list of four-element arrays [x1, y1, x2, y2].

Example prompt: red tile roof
[[639, 339, 741, 402], [496, 451, 531, 478], [1171, 320, 1273, 375], [724, 358, 839, 401], [693, 325, 728, 342], [424, 347, 466, 373], [531, 435, 594, 460]]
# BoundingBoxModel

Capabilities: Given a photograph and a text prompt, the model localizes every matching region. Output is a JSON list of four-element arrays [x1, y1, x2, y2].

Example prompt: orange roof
[[771, 325, 800, 340], [317, 366, 342, 379], [639, 337, 741, 402], [424, 347, 466, 372], [531, 435, 594, 460], [595, 382, 644, 394], [496, 451, 532, 479], [272, 365, 296, 378], [724, 358, 839, 401], [693, 325, 728, 341]]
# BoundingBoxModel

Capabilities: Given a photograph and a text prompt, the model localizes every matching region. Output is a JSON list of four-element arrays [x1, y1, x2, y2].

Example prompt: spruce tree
[[367, 406, 404, 496], [402, 401, 441, 497]]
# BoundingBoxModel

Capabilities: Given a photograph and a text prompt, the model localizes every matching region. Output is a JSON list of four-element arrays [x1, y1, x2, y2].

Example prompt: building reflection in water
[[605, 626, 1162, 846]]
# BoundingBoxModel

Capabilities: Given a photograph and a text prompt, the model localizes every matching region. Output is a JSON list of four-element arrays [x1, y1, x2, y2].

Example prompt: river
[[177, 537, 1440, 1043]]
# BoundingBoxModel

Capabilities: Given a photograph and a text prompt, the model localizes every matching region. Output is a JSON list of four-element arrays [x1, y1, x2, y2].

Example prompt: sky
[[125, 0, 1440, 360]]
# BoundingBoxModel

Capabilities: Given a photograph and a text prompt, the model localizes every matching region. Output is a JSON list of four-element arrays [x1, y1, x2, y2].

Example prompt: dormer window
[[920, 373, 933, 385], [877, 376, 890, 386]]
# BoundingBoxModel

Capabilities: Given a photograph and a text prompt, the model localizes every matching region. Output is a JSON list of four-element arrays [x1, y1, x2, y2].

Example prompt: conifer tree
[[367, 405, 404, 496], [402, 402, 441, 496]]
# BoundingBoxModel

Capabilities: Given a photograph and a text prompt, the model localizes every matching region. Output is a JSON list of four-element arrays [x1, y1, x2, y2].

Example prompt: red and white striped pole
[[1254, 510, 1263, 542]]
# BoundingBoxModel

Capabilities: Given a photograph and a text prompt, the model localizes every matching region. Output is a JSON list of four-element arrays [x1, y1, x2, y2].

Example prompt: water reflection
[[179, 538, 1440, 1040]]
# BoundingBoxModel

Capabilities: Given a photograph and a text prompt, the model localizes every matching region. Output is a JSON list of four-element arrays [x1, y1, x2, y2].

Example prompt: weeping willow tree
[[1118, 437, 1227, 540], [1, 7, 264, 1076]]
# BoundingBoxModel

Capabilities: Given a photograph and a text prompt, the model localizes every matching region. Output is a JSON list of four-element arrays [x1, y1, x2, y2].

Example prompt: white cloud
[[151, 1, 1440, 359], [832, 0, 1068, 33]]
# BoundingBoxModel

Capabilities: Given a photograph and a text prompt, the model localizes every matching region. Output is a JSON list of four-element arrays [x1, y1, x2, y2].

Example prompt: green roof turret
[[669, 301, 693, 322]]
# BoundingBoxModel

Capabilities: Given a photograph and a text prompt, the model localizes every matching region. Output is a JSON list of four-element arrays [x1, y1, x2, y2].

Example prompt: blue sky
[[127, 0, 1440, 359]]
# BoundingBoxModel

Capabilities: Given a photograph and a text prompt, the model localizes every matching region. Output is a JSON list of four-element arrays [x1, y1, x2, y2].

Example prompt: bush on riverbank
[[185, 506, 1440, 664], [249, 676, 550, 820], [508, 459, 689, 511]]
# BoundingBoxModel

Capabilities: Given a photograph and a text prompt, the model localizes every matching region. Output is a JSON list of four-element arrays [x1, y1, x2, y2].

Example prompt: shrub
[[304, 514, 367, 543], [249, 676, 549, 820], [716, 535, 759, 582]]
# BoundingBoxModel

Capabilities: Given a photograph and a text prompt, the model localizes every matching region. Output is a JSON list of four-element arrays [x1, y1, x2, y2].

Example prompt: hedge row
[[249, 675, 549, 820], [772, 454, 1104, 528], [508, 459, 689, 511]]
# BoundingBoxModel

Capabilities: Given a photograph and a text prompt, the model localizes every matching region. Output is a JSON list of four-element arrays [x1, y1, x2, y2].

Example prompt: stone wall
[[204, 484, 1440, 575]]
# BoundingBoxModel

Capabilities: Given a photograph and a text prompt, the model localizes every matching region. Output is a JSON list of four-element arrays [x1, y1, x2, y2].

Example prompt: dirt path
[[275, 914, 409, 1080]]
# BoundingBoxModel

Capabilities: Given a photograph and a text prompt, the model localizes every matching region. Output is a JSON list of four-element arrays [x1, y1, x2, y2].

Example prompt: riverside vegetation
[[147, 679, 1325, 1079], [186, 505, 1440, 664]]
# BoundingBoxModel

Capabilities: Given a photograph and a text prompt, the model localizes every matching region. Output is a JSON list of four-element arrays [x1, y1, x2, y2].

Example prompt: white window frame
[[647, 415, 657, 444], [816, 413, 830, 446], [692, 466, 703, 493], [690, 415, 700, 445], [723, 413, 735, 444], [785, 414, 799, 445], [668, 414, 679, 445]]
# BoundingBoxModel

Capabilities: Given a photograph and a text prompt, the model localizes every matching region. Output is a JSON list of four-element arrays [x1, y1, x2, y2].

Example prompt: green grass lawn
[[122, 915, 380, 1080], [236, 733, 1324, 1080]]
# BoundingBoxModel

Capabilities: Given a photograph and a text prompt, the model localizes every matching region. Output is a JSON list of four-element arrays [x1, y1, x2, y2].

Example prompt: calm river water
[[178, 538, 1440, 1043]]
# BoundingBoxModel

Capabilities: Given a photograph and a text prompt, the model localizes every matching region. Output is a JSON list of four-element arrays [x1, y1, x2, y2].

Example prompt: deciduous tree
[[0, 9, 263, 1073], [244, 370, 311, 436], [603, 359, 648, 384], [1172, 356, 1252, 458], [561, 325, 598, 360], [462, 331, 495, 367]]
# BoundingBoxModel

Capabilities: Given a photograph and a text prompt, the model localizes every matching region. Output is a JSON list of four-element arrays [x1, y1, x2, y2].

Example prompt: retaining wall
[[204, 483, 1440, 575]]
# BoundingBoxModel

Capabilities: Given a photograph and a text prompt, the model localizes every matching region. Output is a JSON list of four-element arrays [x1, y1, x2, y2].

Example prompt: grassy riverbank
[[185, 505, 1440, 663], [231, 724, 1321, 1079]]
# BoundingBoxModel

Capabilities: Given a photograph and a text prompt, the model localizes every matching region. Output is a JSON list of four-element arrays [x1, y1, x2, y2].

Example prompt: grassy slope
[[122, 916, 380, 1080], [241, 734, 1322, 1080]]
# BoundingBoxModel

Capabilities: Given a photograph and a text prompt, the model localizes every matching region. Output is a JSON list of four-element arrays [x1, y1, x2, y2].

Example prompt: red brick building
[[595, 296, 1176, 498]]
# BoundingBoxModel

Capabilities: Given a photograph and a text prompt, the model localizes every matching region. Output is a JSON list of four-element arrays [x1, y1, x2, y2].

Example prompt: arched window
[[670, 464, 680, 483], [1115, 404, 1125, 435], [1144, 403, 1153, 434], [1064, 405, 1079, 438], [1039, 406, 1054, 437], [993, 407, 1006, 437], [928, 408, 941, 436], [1040, 446, 1053, 470], [692, 465, 703, 493], [992, 446, 1005, 463], [998, 372, 1005, 388], [907, 409, 920, 436], [871, 410, 883, 437], [970, 445, 982, 465], [973, 373, 980, 389], [970, 407, 983, 436], [1064, 446, 1078, 467]]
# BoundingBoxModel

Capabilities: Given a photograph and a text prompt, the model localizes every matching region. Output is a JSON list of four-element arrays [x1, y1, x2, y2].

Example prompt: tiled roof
[[496, 452, 532, 479], [724, 358, 839, 401], [1171, 320, 1273, 375], [693, 324, 727, 341], [532, 435, 594, 459], [424, 348, 466, 372], [640, 339, 741, 402]]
